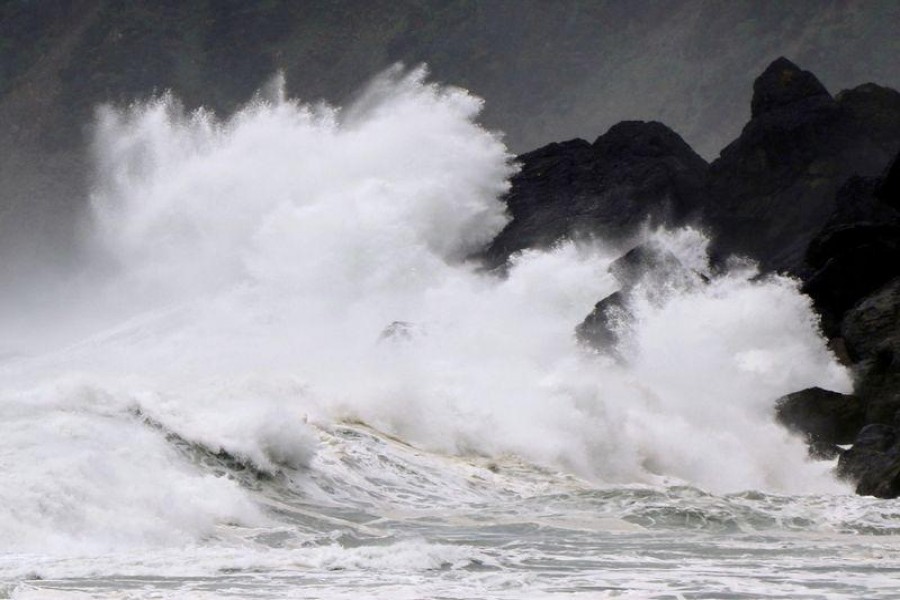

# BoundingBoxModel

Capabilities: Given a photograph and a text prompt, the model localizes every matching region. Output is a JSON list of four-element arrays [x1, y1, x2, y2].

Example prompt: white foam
[[0, 66, 855, 555]]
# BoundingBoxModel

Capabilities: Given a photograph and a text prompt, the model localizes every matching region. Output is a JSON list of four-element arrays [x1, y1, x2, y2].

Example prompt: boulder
[[482, 121, 708, 269], [774, 387, 867, 447], [841, 276, 900, 426]]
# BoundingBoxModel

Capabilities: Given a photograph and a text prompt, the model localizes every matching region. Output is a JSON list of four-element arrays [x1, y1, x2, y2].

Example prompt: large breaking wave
[[0, 67, 852, 553]]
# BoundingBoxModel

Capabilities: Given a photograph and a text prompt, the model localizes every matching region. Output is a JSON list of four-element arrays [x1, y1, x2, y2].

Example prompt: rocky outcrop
[[775, 387, 867, 448], [841, 277, 900, 424], [704, 58, 900, 275], [774, 386, 876, 461], [802, 173, 900, 337], [575, 243, 704, 357], [842, 277, 900, 367], [482, 121, 708, 269], [788, 150, 900, 497], [475, 56, 900, 496]]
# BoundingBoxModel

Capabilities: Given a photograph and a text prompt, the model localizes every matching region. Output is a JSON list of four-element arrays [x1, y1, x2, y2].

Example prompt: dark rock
[[841, 277, 900, 364], [704, 58, 900, 275], [865, 389, 900, 428], [774, 387, 867, 447], [482, 121, 708, 269], [827, 336, 852, 366], [837, 423, 900, 498], [378, 321, 418, 343], [807, 440, 843, 461], [878, 151, 900, 207], [827, 276, 900, 498], [750, 57, 833, 119], [575, 291, 627, 353], [806, 175, 900, 268], [575, 242, 706, 355], [853, 423, 897, 451], [803, 237, 900, 339], [609, 244, 685, 290], [801, 150, 900, 336]]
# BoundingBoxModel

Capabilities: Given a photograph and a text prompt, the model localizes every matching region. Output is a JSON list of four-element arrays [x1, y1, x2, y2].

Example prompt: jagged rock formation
[[482, 57, 900, 496], [704, 58, 900, 275], [482, 121, 708, 269], [843, 278, 900, 420]]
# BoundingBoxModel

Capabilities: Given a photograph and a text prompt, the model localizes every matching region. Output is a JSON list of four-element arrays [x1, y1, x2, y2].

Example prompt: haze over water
[[2, 69, 899, 599]]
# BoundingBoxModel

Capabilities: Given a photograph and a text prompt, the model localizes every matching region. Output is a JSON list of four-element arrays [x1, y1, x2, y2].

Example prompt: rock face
[[792, 153, 900, 496], [482, 121, 708, 269], [704, 58, 900, 275], [841, 277, 900, 424], [802, 172, 900, 337], [838, 424, 900, 498], [879, 151, 900, 207]]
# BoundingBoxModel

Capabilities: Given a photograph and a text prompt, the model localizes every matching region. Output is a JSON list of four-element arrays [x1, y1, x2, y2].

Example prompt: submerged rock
[[575, 291, 627, 354]]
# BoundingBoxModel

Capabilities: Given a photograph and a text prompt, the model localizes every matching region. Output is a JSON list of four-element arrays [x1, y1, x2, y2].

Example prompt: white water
[[4, 67, 896, 599]]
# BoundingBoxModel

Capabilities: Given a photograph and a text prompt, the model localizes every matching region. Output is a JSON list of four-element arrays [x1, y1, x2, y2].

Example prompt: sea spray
[[0, 67, 853, 554]]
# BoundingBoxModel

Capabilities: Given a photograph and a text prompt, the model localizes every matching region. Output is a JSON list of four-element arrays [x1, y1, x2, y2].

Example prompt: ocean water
[[2, 67, 899, 599]]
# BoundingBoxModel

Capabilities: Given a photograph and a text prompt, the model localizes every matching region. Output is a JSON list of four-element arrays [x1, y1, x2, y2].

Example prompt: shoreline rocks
[[483, 56, 900, 497]]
